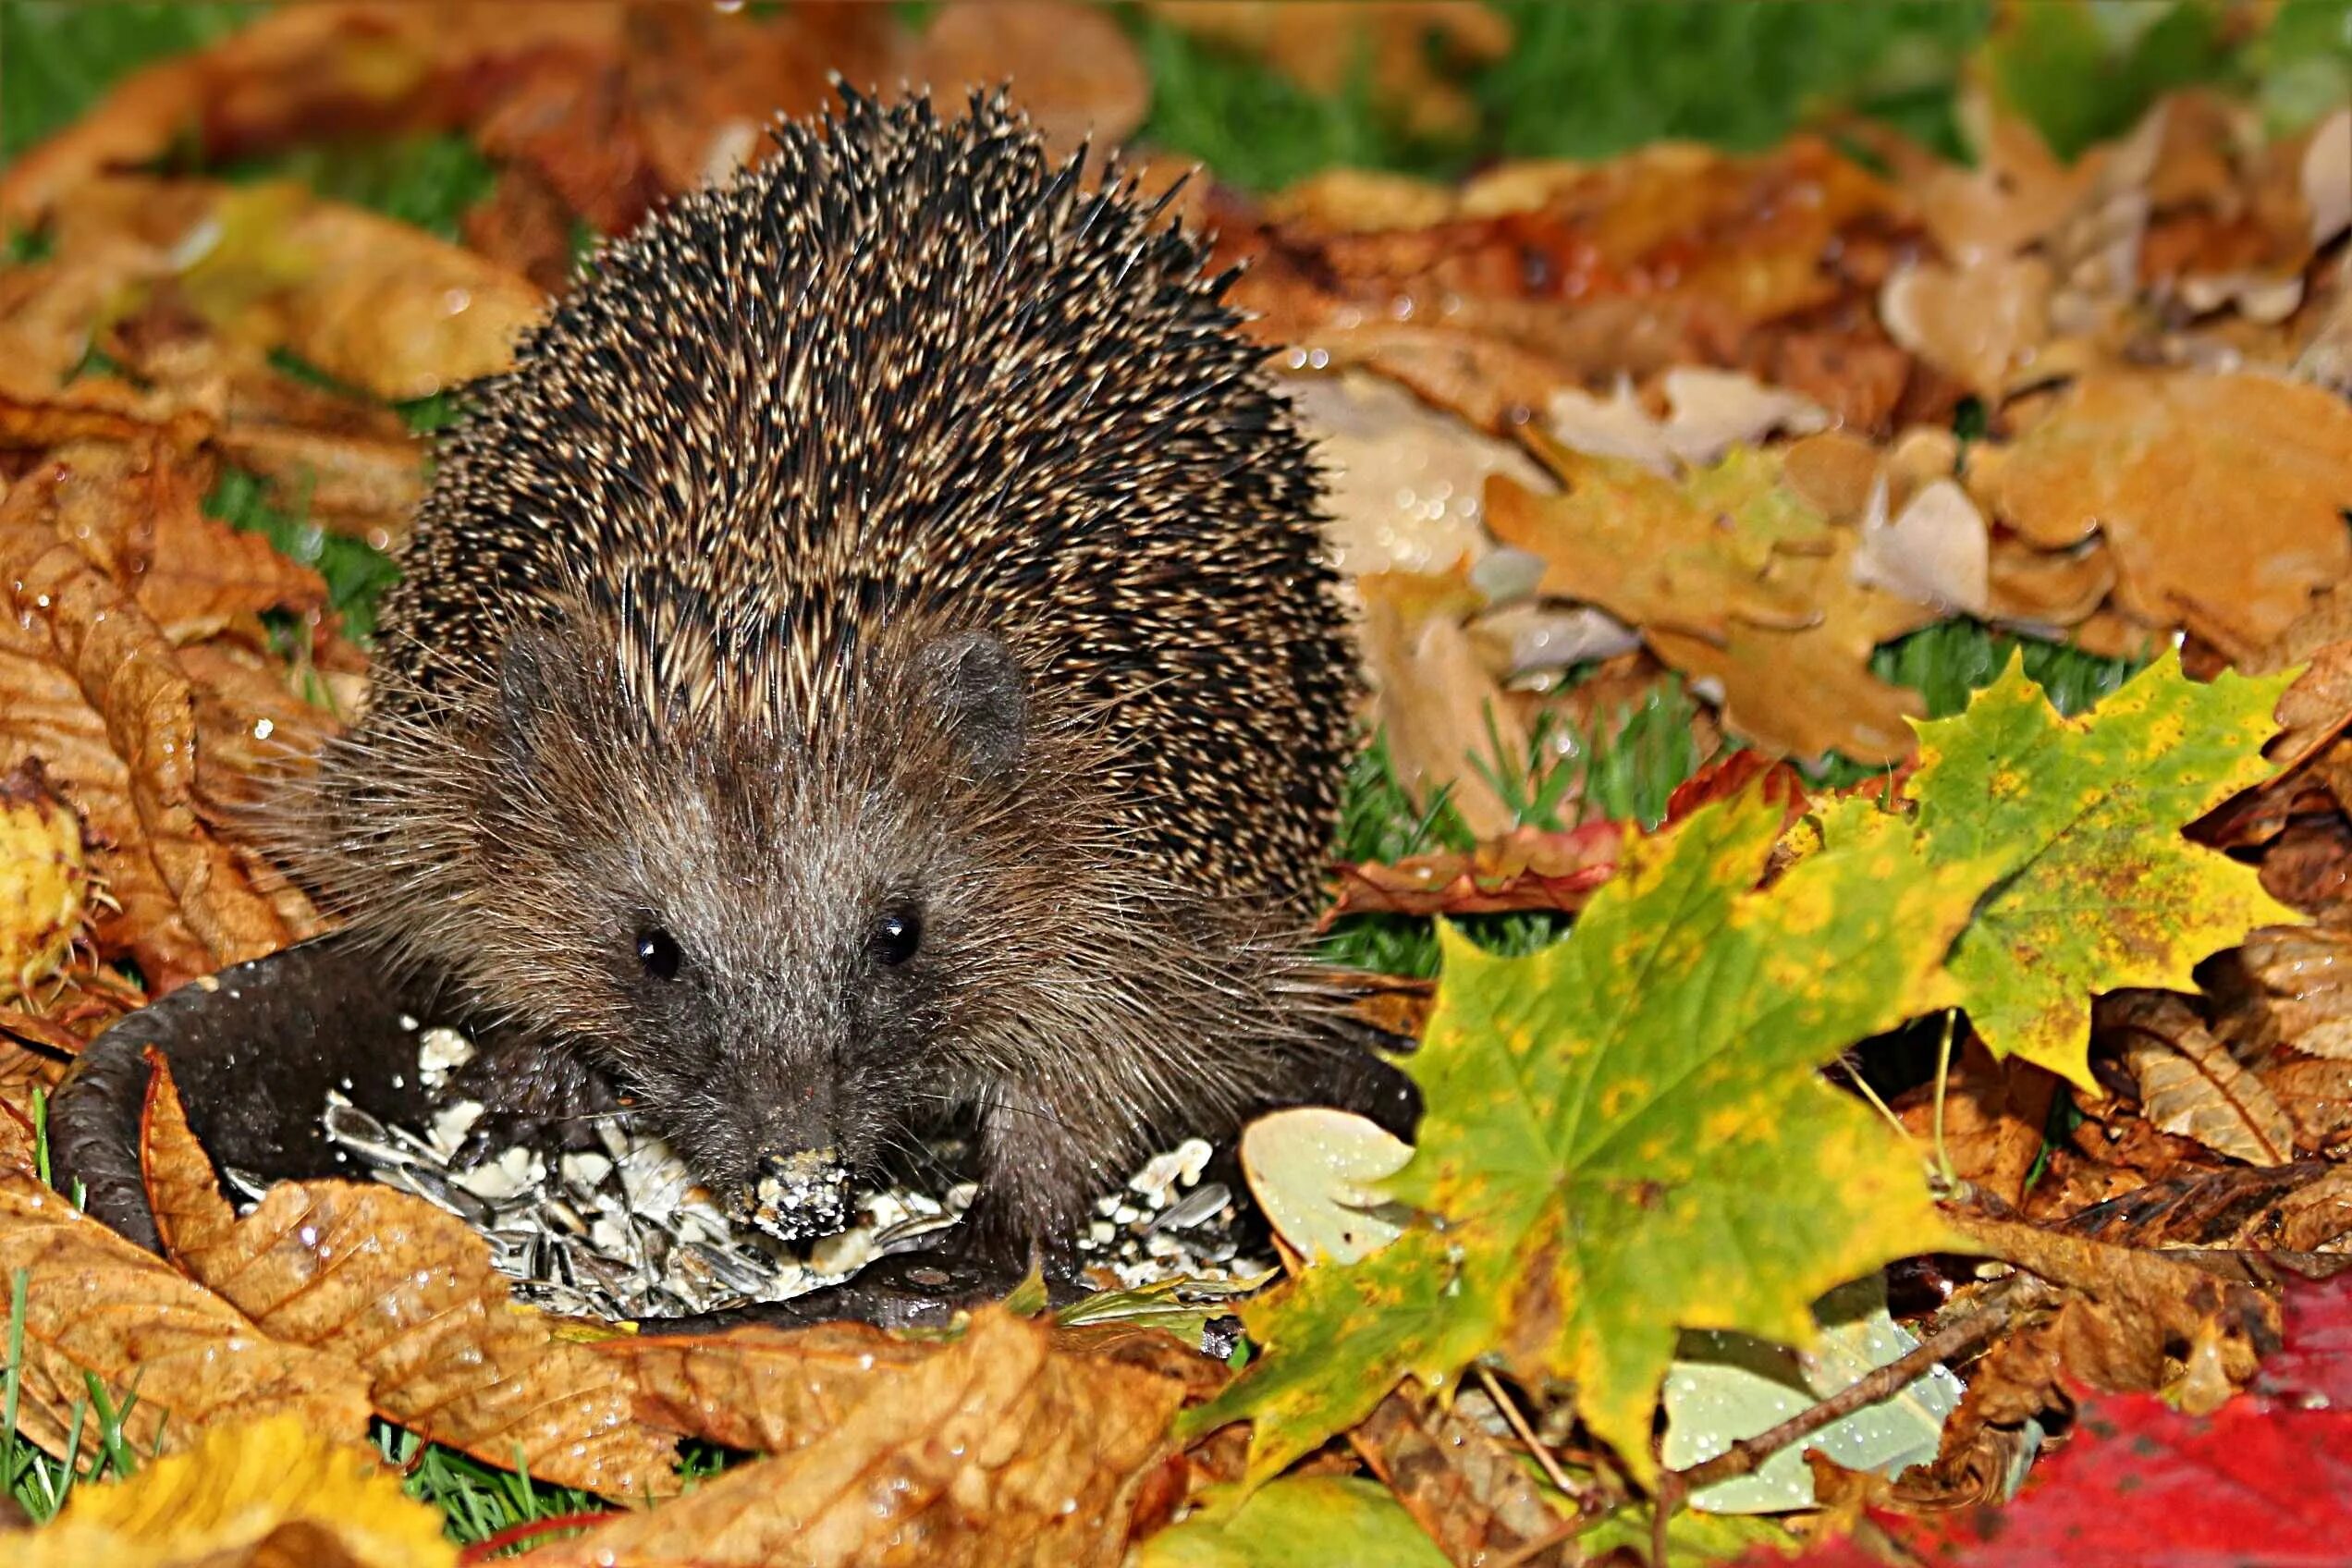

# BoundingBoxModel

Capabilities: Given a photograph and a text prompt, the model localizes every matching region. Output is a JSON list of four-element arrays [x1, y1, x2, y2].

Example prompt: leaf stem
[[1647, 1280, 2022, 1565]]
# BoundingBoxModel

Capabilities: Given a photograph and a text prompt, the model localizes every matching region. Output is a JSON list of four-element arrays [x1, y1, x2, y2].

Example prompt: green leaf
[[1903, 651, 2297, 1087], [1133, 1477, 1449, 1568], [1186, 790, 1982, 1484]]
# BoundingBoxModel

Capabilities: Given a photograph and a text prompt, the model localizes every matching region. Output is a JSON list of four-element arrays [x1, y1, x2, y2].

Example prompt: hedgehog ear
[[916, 631, 1026, 778]]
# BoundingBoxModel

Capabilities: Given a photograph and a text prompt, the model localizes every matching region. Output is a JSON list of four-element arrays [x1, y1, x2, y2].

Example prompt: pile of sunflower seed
[[300, 1022, 1270, 1320]]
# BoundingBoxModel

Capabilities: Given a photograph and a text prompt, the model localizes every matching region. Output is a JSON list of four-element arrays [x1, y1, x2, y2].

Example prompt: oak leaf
[[1186, 788, 1981, 1484], [1646, 530, 1939, 766]]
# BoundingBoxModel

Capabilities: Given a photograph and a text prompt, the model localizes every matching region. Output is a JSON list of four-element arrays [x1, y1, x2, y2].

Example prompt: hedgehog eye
[[635, 927, 683, 981], [871, 908, 922, 967]]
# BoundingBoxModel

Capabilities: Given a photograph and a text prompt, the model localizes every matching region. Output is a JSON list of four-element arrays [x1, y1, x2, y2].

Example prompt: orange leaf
[[0, 1170, 369, 1465], [535, 1306, 1180, 1568], [161, 1170, 680, 1500]]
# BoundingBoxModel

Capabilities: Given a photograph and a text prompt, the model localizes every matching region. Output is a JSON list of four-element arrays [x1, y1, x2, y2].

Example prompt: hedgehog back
[[381, 92, 1353, 913]]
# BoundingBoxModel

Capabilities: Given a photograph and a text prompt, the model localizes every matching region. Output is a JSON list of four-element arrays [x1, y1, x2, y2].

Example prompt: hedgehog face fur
[[288, 88, 1357, 1245]]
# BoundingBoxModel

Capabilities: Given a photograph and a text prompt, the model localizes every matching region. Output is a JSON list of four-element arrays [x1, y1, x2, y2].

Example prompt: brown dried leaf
[[1893, 1038, 2057, 1210], [1951, 1210, 2279, 1401], [2058, 1159, 2352, 1255], [593, 1320, 936, 1454], [1879, 255, 2053, 400], [1323, 822, 1622, 925], [1355, 567, 1525, 839], [1966, 371, 2352, 655], [0, 1170, 370, 1464], [1648, 531, 1938, 766], [0, 4, 622, 230], [1484, 435, 1831, 642], [2227, 925, 2352, 1060], [1350, 1381, 1575, 1568], [535, 1306, 1178, 1568], [913, 2, 1149, 159], [2103, 991, 2295, 1167], [160, 1170, 680, 1500], [141, 1059, 673, 1500], [0, 466, 294, 985]]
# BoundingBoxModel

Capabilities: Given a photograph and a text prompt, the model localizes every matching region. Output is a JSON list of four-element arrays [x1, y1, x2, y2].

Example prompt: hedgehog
[[284, 87, 1361, 1255]]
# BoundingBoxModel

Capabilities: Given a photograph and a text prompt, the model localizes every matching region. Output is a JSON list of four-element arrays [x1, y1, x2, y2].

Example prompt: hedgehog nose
[[739, 1148, 852, 1242]]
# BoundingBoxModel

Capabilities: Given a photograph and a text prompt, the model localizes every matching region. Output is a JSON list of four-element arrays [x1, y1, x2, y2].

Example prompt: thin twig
[[1476, 1364, 1579, 1498], [1648, 1285, 2022, 1566]]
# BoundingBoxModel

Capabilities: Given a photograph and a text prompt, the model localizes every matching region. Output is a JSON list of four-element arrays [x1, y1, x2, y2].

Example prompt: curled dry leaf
[[532, 1307, 1182, 1568], [1945, 1210, 2278, 1402], [141, 1055, 680, 1501], [2220, 925, 2352, 1060], [1322, 821, 1622, 925], [0, 1170, 370, 1465], [17, 1414, 457, 1568], [1966, 371, 2352, 657], [2102, 991, 2295, 1168], [1351, 1381, 1575, 1568], [1892, 1038, 2057, 1211], [0, 466, 299, 989]]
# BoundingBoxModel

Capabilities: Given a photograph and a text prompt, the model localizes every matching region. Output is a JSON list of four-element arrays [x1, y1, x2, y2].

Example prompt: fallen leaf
[[1892, 1038, 2058, 1211], [0, 1170, 369, 1465], [0, 465, 297, 986], [1351, 1381, 1574, 1566], [1648, 531, 1938, 766], [1134, 1476, 1450, 1568], [1899, 653, 2297, 1086], [1852, 475, 1991, 617], [913, 2, 1150, 158], [1187, 789, 1982, 1484], [529, 1306, 1179, 1568], [1285, 371, 1550, 577], [1878, 255, 2054, 400], [1322, 822, 1623, 924], [2103, 991, 2295, 1167], [1355, 567, 1525, 838], [1966, 371, 2352, 656], [142, 1060, 678, 1501], [1948, 1211, 2276, 1400], [17, 1414, 456, 1568], [589, 1319, 934, 1455], [1486, 436, 1831, 643], [1545, 368, 1829, 476], [1239, 1107, 1415, 1268]]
